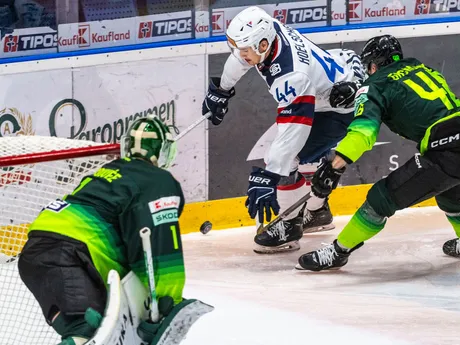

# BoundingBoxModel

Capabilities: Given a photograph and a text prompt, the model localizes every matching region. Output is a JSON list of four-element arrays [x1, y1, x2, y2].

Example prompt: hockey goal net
[[0, 136, 120, 345]]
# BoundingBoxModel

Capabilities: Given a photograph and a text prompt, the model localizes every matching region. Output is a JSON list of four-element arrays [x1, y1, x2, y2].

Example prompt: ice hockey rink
[[181, 206, 460, 345]]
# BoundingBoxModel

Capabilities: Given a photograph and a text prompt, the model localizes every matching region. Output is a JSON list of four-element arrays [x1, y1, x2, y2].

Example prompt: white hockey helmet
[[226, 6, 277, 61]]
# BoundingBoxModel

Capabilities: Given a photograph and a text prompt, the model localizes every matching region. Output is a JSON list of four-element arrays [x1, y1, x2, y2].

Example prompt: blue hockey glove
[[245, 167, 281, 223], [202, 77, 235, 125], [311, 159, 345, 198]]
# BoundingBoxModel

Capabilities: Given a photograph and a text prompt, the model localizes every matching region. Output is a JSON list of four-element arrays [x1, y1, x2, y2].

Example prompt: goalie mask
[[121, 117, 177, 168]]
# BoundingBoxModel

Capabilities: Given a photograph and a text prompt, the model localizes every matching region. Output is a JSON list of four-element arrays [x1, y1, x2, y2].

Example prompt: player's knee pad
[[366, 179, 399, 218], [368, 153, 460, 218], [359, 200, 387, 226]]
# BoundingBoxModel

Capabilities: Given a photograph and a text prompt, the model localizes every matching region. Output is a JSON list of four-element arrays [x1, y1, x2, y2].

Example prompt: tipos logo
[[0, 108, 35, 186]]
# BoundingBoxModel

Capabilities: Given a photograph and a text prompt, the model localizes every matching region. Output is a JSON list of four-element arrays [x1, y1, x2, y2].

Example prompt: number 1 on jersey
[[170, 225, 179, 250]]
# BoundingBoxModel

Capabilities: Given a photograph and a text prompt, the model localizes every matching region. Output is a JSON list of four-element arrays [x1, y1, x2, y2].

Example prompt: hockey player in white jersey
[[202, 6, 364, 254]]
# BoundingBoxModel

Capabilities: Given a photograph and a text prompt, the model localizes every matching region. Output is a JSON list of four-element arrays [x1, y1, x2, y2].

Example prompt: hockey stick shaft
[[257, 192, 313, 234], [174, 112, 211, 142], [140, 227, 160, 322]]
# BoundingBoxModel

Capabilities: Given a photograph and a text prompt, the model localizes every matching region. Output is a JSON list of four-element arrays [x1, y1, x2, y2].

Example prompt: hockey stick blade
[[257, 192, 313, 234]]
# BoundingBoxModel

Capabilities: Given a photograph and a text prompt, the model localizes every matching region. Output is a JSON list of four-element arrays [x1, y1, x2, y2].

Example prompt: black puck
[[200, 221, 212, 234]]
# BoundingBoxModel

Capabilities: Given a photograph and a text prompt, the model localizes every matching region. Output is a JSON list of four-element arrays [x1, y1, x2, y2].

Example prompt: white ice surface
[[179, 207, 460, 345]]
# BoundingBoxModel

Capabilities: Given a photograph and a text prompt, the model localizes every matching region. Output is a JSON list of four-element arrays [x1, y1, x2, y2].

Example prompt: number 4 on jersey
[[276, 80, 297, 103], [312, 50, 344, 83]]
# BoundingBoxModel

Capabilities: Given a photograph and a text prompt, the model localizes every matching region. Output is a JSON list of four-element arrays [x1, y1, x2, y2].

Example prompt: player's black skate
[[443, 238, 460, 257], [253, 216, 303, 254], [302, 201, 335, 233], [295, 240, 363, 271]]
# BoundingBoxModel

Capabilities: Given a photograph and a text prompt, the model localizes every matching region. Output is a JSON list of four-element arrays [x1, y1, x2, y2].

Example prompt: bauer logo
[[151, 17, 192, 37], [3, 32, 57, 53]]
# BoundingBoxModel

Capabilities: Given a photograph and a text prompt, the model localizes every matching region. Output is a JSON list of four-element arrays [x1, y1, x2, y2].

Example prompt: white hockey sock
[[306, 194, 325, 211], [300, 168, 325, 212], [277, 175, 309, 220]]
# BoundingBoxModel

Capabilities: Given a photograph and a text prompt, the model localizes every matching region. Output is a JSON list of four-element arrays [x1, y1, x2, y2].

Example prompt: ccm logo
[[249, 176, 271, 184], [431, 133, 460, 148], [207, 93, 226, 103]]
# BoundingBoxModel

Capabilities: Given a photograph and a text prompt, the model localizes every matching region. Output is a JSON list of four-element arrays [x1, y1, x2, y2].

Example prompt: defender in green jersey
[[18, 117, 211, 344], [295, 35, 460, 271]]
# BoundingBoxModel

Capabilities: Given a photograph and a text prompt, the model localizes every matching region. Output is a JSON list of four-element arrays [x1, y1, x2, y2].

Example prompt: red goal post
[[0, 136, 120, 345]]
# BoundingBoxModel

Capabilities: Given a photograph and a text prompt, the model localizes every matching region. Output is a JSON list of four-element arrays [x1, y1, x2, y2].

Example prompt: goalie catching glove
[[202, 77, 235, 125], [246, 167, 281, 224]]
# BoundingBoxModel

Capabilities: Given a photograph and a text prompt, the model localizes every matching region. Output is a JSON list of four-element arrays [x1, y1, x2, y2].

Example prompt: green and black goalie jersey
[[29, 157, 185, 304], [336, 58, 460, 163]]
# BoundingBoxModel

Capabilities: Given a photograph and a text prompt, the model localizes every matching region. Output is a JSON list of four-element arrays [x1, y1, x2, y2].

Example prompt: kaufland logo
[[58, 25, 130, 47], [347, 0, 406, 20], [57, 24, 90, 47], [212, 11, 225, 34], [349, 0, 364, 21], [78, 25, 90, 47]]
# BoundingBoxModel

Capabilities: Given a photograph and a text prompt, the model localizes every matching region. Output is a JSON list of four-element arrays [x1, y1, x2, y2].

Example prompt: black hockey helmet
[[360, 35, 403, 71]]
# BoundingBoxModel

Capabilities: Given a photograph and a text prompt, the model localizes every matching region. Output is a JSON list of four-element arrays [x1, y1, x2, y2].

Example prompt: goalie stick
[[256, 192, 313, 235], [140, 227, 161, 322]]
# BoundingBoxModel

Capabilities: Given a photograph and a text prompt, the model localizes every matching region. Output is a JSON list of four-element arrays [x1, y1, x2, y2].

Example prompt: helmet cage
[[121, 117, 177, 168]]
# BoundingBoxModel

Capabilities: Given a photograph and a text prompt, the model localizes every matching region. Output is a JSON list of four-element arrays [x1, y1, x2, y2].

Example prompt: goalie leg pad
[[153, 299, 214, 345]]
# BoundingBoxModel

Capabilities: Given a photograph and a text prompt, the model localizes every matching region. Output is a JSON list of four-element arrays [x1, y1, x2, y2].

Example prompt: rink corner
[[180, 184, 437, 234]]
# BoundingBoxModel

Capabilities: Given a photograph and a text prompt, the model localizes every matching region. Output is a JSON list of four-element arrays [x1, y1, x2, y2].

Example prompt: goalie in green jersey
[[18, 116, 212, 344], [295, 35, 460, 271]]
